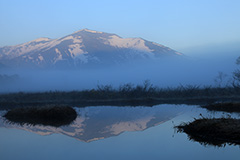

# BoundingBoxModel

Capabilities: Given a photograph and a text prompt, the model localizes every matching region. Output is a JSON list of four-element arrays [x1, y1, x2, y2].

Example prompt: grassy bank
[[4, 105, 77, 127], [1, 82, 240, 109], [176, 118, 240, 147], [202, 102, 240, 113]]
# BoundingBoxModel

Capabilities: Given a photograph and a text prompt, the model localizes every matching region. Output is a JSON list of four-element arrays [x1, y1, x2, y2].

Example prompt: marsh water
[[0, 104, 239, 160]]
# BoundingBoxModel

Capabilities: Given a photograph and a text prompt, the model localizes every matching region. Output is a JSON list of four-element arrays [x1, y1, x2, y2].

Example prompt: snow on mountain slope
[[0, 29, 182, 69]]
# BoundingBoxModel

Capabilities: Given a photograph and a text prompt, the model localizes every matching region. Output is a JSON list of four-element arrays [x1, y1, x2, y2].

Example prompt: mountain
[[0, 29, 182, 69]]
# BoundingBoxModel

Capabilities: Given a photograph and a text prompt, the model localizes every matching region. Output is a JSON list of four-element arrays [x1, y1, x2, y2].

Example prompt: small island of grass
[[4, 105, 77, 127], [176, 118, 240, 147]]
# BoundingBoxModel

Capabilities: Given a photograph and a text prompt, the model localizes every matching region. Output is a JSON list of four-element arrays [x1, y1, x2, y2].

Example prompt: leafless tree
[[233, 56, 240, 88]]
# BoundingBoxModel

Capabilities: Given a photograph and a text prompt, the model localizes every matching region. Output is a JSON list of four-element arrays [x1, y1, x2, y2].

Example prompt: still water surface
[[0, 104, 239, 160]]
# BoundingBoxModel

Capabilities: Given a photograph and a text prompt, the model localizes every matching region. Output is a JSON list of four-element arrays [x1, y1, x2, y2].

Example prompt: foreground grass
[[202, 102, 240, 113], [4, 105, 77, 127], [1, 82, 240, 108], [176, 118, 240, 147]]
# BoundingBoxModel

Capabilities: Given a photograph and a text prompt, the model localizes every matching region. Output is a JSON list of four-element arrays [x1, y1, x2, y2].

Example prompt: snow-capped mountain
[[0, 29, 182, 69]]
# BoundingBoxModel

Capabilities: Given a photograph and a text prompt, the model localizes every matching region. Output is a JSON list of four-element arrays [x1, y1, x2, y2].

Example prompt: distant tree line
[[0, 56, 240, 107]]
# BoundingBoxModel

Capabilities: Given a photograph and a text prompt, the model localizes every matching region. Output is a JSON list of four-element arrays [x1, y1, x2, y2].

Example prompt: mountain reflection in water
[[0, 105, 184, 142]]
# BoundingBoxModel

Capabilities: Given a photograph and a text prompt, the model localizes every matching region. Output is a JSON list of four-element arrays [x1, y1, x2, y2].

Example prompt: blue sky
[[1, 0, 240, 52]]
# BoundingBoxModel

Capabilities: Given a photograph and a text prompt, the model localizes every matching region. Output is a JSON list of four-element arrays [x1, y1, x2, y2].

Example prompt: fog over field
[[0, 46, 239, 93]]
